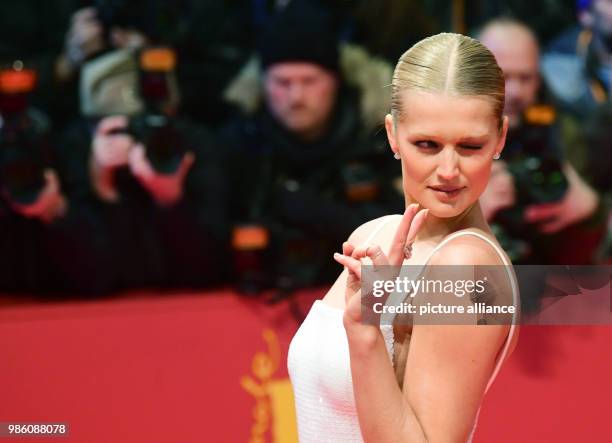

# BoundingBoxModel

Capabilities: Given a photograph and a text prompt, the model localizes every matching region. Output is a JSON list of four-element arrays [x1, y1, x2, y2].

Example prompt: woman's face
[[385, 91, 508, 218]]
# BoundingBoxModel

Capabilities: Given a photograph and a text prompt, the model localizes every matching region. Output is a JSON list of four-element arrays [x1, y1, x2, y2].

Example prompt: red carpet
[[0, 290, 611, 442]]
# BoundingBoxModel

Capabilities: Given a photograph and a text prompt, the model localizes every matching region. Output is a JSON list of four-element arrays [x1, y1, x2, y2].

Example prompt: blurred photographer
[[0, 64, 113, 294], [478, 19, 606, 264], [57, 0, 253, 127], [541, 0, 612, 116], [87, 47, 185, 208], [223, 3, 404, 293], [66, 38, 229, 289], [0, 0, 77, 131], [56, 0, 182, 79]]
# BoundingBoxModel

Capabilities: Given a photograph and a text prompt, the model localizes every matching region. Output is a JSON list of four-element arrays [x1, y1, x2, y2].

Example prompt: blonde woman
[[288, 33, 520, 443]]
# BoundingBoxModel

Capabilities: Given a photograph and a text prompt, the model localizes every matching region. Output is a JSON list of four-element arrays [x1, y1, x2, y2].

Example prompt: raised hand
[[9, 169, 67, 224], [128, 143, 194, 207], [92, 116, 133, 169], [333, 204, 429, 328], [524, 162, 598, 233], [63, 7, 105, 68]]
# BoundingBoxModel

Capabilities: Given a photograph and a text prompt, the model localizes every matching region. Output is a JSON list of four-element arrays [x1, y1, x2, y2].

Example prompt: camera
[[0, 65, 50, 204], [108, 47, 186, 173], [492, 111, 569, 262], [505, 123, 568, 206]]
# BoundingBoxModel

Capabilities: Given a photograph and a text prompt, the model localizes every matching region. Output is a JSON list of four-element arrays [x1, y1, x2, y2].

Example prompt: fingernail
[[405, 203, 417, 214]]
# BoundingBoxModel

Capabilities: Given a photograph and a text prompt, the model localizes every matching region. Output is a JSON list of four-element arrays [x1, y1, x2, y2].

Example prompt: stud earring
[[394, 153, 401, 160], [493, 152, 500, 160]]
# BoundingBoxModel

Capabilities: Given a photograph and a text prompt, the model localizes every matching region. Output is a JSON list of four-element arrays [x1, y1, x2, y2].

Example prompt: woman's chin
[[423, 201, 467, 219]]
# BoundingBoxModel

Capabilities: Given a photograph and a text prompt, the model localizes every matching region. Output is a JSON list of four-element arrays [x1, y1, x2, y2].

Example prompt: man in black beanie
[[222, 3, 404, 293], [258, 2, 341, 143]]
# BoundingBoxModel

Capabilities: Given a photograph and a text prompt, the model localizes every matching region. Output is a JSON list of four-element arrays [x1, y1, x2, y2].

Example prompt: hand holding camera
[[128, 143, 194, 207], [90, 115, 133, 202], [92, 115, 133, 169], [9, 169, 67, 223], [524, 162, 599, 233]]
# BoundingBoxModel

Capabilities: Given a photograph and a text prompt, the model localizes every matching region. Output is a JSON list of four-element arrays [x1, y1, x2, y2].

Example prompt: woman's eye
[[460, 144, 483, 150], [415, 140, 439, 149]]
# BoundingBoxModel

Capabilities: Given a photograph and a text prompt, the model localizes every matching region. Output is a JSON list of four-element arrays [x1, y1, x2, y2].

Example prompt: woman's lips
[[428, 186, 465, 199]]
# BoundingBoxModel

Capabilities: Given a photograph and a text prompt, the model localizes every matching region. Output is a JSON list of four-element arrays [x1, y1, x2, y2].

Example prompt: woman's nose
[[436, 148, 460, 180]]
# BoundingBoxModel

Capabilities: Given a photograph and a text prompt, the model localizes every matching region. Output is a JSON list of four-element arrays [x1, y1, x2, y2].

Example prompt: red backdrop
[[0, 289, 611, 442]]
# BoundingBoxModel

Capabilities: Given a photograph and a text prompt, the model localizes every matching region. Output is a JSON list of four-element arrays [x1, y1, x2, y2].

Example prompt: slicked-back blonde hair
[[391, 33, 505, 128]]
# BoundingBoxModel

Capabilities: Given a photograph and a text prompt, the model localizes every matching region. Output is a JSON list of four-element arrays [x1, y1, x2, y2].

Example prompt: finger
[[342, 242, 355, 257], [107, 136, 133, 162], [406, 208, 429, 244], [538, 218, 567, 234], [107, 134, 133, 150], [97, 115, 128, 135], [72, 7, 97, 22], [80, 23, 104, 42], [388, 204, 419, 264], [13, 190, 47, 217], [95, 135, 132, 167], [389, 207, 428, 265], [365, 244, 390, 267], [98, 131, 130, 148], [524, 203, 561, 222], [44, 169, 60, 194], [350, 244, 390, 267], [139, 148, 155, 178], [351, 245, 369, 260], [333, 253, 362, 280], [128, 144, 151, 178], [178, 152, 195, 178]]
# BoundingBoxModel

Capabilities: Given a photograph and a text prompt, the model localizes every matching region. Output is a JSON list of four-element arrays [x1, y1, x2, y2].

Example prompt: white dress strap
[[422, 229, 512, 266]]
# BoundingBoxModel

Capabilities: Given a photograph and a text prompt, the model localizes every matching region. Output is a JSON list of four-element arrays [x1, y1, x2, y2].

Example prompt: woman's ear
[[385, 114, 399, 155], [496, 115, 509, 156]]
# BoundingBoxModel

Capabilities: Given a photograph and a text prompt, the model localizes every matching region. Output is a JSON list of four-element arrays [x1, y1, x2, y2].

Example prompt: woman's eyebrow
[[459, 132, 489, 140], [407, 133, 441, 140], [458, 134, 489, 142], [407, 133, 489, 142]]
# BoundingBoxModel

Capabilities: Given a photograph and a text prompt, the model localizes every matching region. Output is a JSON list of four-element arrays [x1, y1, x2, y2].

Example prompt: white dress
[[287, 215, 519, 442]]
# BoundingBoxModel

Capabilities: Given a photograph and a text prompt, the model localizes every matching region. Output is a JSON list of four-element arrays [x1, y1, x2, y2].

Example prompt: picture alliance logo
[[370, 300, 517, 315]]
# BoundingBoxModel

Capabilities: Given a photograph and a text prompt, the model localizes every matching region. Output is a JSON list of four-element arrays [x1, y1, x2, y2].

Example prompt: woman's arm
[[340, 234, 511, 442]]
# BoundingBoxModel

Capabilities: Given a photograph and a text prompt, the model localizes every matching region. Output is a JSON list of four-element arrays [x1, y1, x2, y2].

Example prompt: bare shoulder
[[428, 227, 509, 267], [346, 214, 402, 246], [424, 227, 519, 339]]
